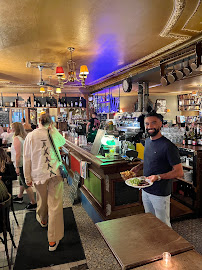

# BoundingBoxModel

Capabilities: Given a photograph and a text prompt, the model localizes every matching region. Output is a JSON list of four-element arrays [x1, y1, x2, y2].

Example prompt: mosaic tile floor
[[0, 180, 202, 270]]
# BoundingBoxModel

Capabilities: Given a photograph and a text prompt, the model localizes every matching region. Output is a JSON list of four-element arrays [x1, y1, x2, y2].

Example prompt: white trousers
[[142, 189, 171, 227], [34, 176, 64, 242]]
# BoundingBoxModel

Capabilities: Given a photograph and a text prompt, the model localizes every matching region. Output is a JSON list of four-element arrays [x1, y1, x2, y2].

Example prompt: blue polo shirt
[[143, 136, 181, 196]]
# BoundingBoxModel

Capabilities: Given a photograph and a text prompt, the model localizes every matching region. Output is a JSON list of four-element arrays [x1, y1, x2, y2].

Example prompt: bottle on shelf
[[27, 97, 31, 107], [79, 97, 82, 107], [187, 131, 192, 145], [15, 93, 19, 107], [192, 132, 197, 146], [182, 132, 188, 145], [33, 94, 37, 107], [70, 100, 73, 107], [0, 93, 3, 107], [64, 94, 67, 107], [37, 99, 41, 107], [74, 99, 78, 107], [58, 98, 61, 108]]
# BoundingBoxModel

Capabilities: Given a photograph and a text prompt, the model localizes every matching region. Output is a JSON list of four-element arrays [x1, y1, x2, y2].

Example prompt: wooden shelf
[[175, 177, 194, 186], [179, 104, 200, 106]]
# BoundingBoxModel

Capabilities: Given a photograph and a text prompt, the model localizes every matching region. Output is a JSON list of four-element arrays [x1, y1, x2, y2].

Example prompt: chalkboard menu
[[0, 111, 9, 125], [69, 171, 80, 204]]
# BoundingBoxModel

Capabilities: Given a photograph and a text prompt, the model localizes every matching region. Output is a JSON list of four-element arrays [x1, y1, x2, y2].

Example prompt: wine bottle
[[79, 97, 82, 107], [15, 93, 19, 107], [192, 128, 197, 146], [33, 94, 36, 107], [182, 132, 188, 145], [0, 93, 3, 107]]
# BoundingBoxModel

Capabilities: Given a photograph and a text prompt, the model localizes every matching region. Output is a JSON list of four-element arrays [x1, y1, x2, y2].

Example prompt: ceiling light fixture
[[56, 47, 89, 88]]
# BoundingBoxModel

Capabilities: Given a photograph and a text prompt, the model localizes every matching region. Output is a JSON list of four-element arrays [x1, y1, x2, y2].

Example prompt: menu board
[[69, 171, 80, 204], [0, 111, 9, 125]]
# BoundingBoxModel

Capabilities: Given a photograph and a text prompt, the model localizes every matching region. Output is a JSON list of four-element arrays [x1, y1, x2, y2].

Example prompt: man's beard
[[146, 128, 160, 137]]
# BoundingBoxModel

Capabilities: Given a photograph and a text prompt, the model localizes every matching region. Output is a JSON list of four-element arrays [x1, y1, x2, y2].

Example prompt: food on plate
[[120, 170, 136, 180], [128, 177, 151, 187]]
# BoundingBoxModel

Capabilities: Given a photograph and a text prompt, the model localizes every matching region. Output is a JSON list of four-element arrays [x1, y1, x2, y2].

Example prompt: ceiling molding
[[88, 33, 202, 92], [88, 0, 202, 92], [182, 0, 202, 33]]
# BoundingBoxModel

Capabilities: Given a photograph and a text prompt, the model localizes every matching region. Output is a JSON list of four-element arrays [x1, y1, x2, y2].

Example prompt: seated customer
[[0, 148, 17, 194]]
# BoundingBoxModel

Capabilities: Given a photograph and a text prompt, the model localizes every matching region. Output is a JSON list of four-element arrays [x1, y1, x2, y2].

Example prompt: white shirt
[[1, 132, 13, 143], [23, 127, 66, 185]]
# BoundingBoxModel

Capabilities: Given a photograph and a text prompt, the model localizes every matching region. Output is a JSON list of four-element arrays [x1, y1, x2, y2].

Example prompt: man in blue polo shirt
[[131, 111, 183, 227]]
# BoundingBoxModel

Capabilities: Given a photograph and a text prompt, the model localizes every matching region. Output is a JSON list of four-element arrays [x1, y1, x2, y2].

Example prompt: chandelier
[[56, 47, 89, 87]]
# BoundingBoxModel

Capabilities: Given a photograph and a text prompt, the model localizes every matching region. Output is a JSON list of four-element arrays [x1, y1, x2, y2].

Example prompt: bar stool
[[5, 180, 19, 226], [0, 194, 16, 270]]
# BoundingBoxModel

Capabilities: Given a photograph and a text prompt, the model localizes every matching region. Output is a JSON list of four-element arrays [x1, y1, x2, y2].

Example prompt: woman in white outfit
[[11, 122, 37, 210], [23, 113, 66, 251]]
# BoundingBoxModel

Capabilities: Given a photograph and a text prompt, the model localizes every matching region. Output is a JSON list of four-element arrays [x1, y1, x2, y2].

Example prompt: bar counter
[[63, 138, 144, 222]]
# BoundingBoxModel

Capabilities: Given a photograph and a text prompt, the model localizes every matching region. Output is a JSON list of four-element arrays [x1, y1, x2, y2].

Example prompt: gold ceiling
[[0, 0, 201, 95]]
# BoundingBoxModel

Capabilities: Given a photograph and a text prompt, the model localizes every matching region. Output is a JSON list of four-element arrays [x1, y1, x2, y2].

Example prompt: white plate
[[125, 176, 153, 189]]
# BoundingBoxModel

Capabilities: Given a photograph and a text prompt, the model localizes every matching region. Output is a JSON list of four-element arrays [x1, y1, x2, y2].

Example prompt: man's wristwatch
[[156, 175, 161, 181]]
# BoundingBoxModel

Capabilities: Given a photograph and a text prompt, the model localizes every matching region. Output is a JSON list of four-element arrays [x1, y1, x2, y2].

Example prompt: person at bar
[[86, 112, 100, 143], [1, 127, 14, 145], [23, 112, 66, 251], [11, 122, 37, 210], [131, 110, 183, 227]]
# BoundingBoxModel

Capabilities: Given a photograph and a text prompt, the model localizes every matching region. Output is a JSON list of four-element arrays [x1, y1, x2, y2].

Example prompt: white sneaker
[[36, 214, 48, 228], [49, 241, 60, 251]]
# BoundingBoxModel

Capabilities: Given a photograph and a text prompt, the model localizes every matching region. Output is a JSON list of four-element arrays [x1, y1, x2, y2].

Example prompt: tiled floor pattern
[[1, 180, 202, 270]]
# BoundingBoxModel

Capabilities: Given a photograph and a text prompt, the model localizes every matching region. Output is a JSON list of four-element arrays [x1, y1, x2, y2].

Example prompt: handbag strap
[[47, 129, 62, 163]]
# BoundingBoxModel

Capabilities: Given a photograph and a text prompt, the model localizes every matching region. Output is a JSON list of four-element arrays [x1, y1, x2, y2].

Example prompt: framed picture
[[155, 99, 167, 114]]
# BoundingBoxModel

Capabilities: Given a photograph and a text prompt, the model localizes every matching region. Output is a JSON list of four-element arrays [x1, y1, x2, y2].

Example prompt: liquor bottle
[[37, 99, 41, 107], [27, 97, 31, 107], [58, 98, 61, 108], [187, 132, 192, 145], [182, 132, 188, 145], [75, 100, 78, 107], [70, 100, 73, 107], [15, 93, 19, 107], [192, 128, 197, 146], [79, 97, 82, 107], [0, 93, 3, 107], [64, 94, 67, 107], [33, 94, 37, 107]]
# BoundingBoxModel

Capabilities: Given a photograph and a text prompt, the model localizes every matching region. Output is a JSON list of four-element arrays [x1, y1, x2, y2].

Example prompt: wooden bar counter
[[63, 138, 144, 222]]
